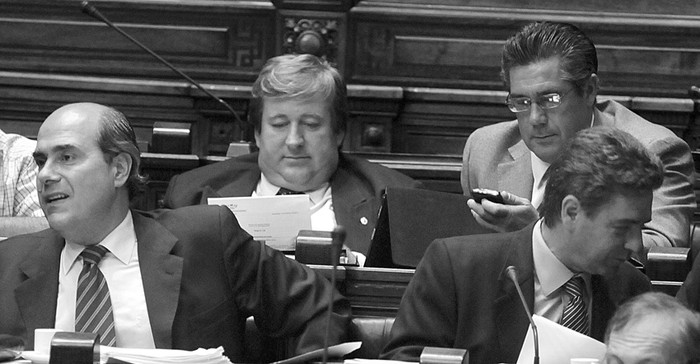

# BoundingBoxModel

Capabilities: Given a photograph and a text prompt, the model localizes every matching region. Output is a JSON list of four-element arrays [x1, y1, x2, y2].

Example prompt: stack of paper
[[21, 346, 232, 364], [103, 346, 232, 364]]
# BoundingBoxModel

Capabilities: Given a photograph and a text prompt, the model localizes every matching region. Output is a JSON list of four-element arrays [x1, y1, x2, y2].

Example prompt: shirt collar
[[62, 211, 136, 273], [530, 153, 550, 190], [257, 173, 330, 205], [532, 219, 580, 297]]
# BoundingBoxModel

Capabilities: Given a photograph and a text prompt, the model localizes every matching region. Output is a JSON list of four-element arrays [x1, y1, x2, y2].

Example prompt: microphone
[[322, 226, 346, 364], [506, 266, 539, 364], [80, 1, 251, 145]]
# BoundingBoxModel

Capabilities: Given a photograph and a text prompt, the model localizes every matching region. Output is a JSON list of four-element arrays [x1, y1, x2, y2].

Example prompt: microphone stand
[[506, 266, 539, 364], [322, 227, 346, 364], [80, 1, 249, 142]]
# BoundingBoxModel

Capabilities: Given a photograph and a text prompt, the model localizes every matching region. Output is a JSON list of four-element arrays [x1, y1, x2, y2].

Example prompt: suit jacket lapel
[[494, 225, 536, 358], [499, 141, 533, 199], [15, 231, 64, 341], [133, 212, 184, 349], [199, 165, 260, 204], [330, 164, 373, 252]]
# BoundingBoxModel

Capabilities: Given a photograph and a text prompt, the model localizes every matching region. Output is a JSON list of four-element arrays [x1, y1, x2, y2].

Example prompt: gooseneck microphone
[[80, 1, 247, 137], [322, 226, 346, 364], [506, 265, 539, 364]]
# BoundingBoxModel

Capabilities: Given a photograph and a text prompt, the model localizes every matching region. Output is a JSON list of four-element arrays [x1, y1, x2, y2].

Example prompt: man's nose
[[37, 161, 59, 189], [285, 124, 304, 147], [528, 103, 548, 125]]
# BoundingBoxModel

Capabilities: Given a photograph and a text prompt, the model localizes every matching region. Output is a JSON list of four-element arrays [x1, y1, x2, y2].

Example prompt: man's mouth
[[44, 193, 69, 203]]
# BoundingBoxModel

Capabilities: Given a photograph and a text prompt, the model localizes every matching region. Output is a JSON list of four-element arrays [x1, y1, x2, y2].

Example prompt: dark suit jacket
[[163, 152, 420, 254], [677, 249, 700, 312], [0, 205, 351, 361], [461, 100, 695, 248], [380, 223, 650, 364]]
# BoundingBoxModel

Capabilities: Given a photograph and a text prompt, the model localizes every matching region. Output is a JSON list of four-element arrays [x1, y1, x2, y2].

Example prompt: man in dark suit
[[0, 102, 351, 361], [164, 54, 419, 256], [677, 250, 700, 313], [382, 127, 661, 364], [462, 21, 694, 250]]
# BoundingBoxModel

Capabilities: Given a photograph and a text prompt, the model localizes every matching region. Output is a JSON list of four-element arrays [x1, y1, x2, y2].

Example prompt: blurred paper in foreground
[[517, 314, 605, 364]]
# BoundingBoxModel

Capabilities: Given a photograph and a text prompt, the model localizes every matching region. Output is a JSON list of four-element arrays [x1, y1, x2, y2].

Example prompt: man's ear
[[254, 129, 261, 149], [585, 73, 599, 106], [112, 152, 132, 188], [335, 129, 346, 148], [560, 194, 581, 229]]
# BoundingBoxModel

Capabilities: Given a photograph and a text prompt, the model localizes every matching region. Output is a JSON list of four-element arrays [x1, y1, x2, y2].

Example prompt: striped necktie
[[560, 275, 589, 335], [75, 244, 117, 346]]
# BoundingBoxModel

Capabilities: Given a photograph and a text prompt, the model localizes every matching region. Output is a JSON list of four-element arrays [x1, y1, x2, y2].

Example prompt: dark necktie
[[560, 275, 589, 335], [277, 187, 304, 195], [75, 244, 117, 346]]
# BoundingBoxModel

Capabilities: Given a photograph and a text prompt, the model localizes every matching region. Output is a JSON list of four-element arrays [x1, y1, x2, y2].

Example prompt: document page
[[208, 195, 311, 251], [517, 314, 605, 364]]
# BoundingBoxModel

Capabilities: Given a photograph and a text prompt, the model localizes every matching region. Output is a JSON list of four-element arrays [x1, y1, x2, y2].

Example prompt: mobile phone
[[471, 188, 505, 204]]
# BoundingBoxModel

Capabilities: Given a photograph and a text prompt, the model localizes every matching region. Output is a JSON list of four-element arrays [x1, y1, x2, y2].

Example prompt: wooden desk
[[311, 265, 414, 317], [308, 252, 690, 317]]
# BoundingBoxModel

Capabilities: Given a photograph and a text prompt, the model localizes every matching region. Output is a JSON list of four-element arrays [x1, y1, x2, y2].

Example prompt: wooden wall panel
[[359, 0, 700, 17], [0, 0, 275, 82], [350, 2, 700, 97]]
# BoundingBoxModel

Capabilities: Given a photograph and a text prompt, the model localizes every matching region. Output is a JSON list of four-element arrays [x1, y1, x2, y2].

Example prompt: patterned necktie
[[75, 244, 117, 346], [560, 275, 589, 335], [277, 187, 304, 195]]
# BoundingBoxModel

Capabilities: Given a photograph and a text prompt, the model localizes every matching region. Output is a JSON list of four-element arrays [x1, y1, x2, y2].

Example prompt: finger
[[471, 210, 504, 233], [466, 198, 484, 214], [481, 199, 510, 218], [500, 191, 531, 206]]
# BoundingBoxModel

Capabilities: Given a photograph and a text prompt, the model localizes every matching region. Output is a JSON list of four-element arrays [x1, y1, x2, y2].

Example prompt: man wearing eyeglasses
[[461, 21, 695, 250]]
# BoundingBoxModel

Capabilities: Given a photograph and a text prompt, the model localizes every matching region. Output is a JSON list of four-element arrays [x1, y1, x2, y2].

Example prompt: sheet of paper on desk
[[517, 314, 606, 364], [21, 347, 232, 364], [209, 195, 311, 251], [104, 346, 232, 364], [344, 359, 416, 364], [270, 342, 362, 364]]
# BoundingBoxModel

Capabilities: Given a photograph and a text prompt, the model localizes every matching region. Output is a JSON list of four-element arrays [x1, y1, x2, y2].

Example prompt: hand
[[466, 190, 539, 233]]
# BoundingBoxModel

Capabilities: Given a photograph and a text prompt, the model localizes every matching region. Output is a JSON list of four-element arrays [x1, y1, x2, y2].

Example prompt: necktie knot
[[80, 245, 109, 266], [564, 276, 585, 298], [277, 187, 304, 195]]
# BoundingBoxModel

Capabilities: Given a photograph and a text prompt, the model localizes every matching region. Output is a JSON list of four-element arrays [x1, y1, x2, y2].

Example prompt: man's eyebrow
[[33, 144, 76, 158]]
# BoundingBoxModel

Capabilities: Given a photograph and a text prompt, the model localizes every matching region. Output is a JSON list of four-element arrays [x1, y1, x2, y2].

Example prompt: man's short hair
[[249, 54, 347, 135], [540, 127, 663, 226], [605, 292, 700, 363], [96, 106, 146, 199], [501, 21, 598, 92]]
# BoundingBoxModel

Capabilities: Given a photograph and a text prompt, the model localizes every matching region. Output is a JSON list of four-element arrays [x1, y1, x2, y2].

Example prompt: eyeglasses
[[505, 89, 573, 113]]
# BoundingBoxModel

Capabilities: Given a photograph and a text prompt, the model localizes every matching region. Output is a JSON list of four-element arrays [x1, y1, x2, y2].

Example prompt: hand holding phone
[[471, 188, 505, 204]]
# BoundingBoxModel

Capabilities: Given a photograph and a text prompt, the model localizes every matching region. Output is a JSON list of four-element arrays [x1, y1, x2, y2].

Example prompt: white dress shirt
[[253, 173, 337, 232], [55, 211, 155, 348], [529, 153, 550, 209], [531, 219, 592, 325]]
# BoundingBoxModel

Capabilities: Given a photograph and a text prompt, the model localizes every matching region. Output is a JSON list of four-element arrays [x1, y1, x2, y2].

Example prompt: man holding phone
[[462, 21, 695, 250]]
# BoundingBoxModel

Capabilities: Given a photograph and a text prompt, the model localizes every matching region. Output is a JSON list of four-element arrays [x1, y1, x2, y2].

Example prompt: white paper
[[209, 195, 311, 251], [22, 346, 233, 364], [270, 341, 362, 364], [517, 314, 606, 364], [104, 346, 232, 364], [344, 359, 416, 364]]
